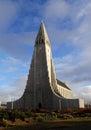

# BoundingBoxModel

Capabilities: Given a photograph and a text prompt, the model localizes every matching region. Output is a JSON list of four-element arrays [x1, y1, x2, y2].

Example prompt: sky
[[0, 0, 91, 104]]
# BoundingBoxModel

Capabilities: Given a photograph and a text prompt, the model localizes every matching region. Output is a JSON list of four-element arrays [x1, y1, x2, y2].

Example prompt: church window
[[36, 41, 38, 45], [42, 39, 44, 44]]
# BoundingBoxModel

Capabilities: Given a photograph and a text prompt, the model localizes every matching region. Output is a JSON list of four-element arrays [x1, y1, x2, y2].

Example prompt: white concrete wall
[[45, 43, 51, 83], [57, 84, 73, 99], [78, 99, 84, 108]]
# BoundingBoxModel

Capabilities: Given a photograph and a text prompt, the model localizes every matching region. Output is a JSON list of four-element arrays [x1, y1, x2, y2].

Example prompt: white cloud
[[68, 2, 91, 49], [0, 0, 19, 32], [2, 56, 22, 65], [46, 0, 91, 89], [54, 54, 73, 72], [1, 56, 28, 73], [11, 76, 27, 99], [0, 32, 35, 45], [1, 56, 29, 68], [0, 1, 36, 59], [0, 76, 27, 102], [56, 56, 91, 84], [0, 32, 35, 59], [5, 67, 17, 73], [45, 0, 70, 20], [0, 0, 91, 103], [73, 85, 91, 104], [0, 90, 12, 103]]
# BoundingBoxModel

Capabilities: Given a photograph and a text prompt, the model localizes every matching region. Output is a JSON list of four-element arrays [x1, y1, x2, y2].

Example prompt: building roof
[[57, 79, 71, 90], [35, 22, 50, 46]]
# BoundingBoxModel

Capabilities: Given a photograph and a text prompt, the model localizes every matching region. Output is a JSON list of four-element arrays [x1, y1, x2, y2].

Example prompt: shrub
[[44, 113, 57, 120], [8, 111, 16, 122], [36, 116, 44, 122], [0, 121, 7, 127]]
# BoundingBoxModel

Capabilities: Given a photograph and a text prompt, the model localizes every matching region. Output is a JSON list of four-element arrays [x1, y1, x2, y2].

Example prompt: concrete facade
[[7, 23, 84, 110], [60, 99, 84, 109]]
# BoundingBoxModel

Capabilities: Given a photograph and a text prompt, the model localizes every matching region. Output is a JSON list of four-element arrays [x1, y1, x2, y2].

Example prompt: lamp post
[[11, 100, 13, 110], [11, 97, 14, 110]]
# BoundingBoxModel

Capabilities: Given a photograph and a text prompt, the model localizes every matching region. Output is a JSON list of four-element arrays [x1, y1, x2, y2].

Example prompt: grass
[[0, 108, 91, 130], [1, 118, 91, 130]]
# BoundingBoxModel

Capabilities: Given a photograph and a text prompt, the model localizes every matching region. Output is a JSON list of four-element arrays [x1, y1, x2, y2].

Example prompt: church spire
[[35, 22, 50, 46]]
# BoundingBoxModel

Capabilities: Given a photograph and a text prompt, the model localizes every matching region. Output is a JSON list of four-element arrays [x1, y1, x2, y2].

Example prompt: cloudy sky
[[0, 0, 91, 104]]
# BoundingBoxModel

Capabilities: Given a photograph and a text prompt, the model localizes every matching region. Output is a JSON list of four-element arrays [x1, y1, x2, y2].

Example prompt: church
[[7, 23, 84, 110]]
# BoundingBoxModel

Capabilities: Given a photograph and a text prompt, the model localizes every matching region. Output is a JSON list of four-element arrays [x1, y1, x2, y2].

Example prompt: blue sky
[[0, 0, 91, 103]]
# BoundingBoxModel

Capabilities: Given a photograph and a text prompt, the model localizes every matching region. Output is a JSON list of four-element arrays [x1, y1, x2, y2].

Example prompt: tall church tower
[[7, 23, 79, 110], [23, 22, 60, 110]]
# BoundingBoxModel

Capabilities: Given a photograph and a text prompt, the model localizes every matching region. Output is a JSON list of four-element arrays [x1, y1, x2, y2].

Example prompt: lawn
[[0, 109, 91, 130], [2, 118, 91, 130]]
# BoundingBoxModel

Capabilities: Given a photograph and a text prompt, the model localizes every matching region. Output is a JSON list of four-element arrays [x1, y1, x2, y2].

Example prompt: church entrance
[[38, 102, 42, 109]]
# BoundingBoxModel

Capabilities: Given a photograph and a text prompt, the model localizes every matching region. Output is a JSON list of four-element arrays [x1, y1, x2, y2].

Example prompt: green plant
[[0, 121, 7, 127], [36, 116, 44, 122]]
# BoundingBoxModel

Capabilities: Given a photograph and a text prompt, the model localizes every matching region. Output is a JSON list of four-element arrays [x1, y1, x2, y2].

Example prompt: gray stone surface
[[7, 23, 84, 110]]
